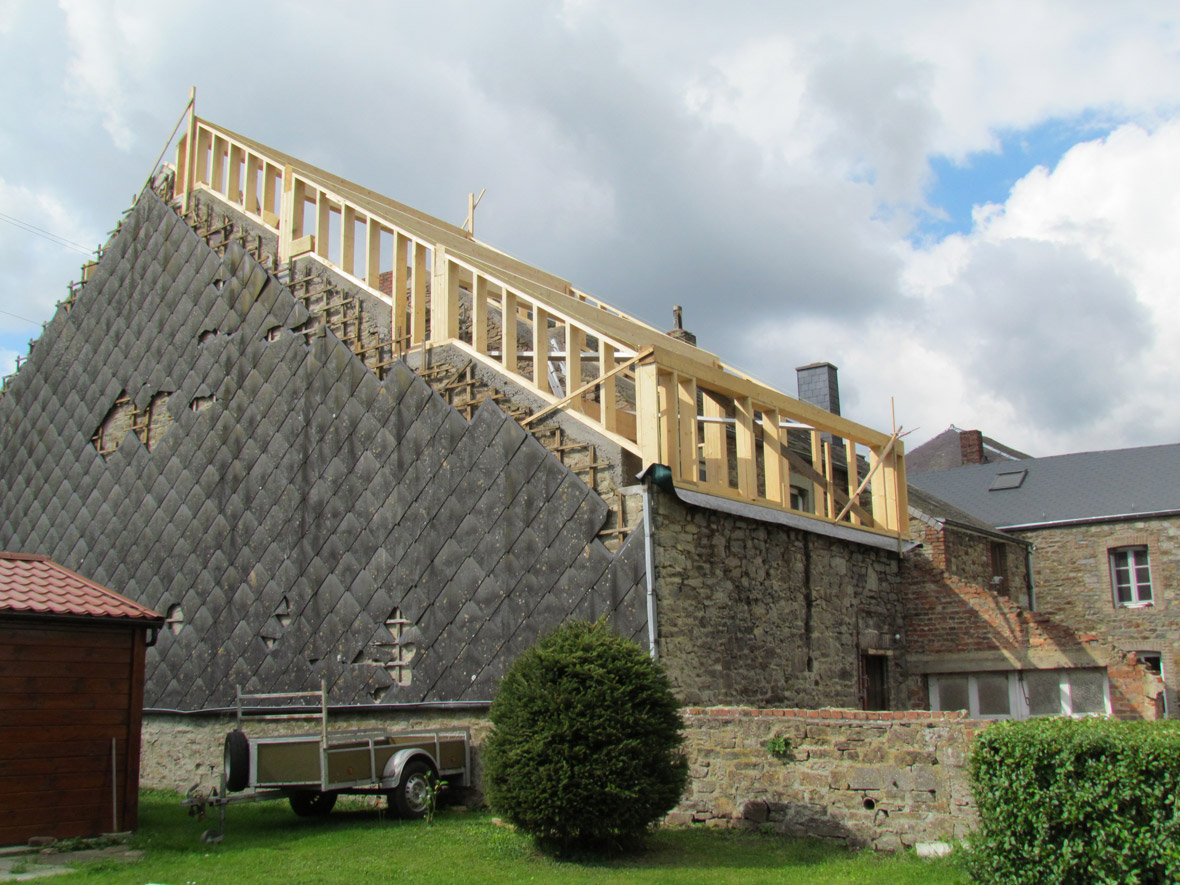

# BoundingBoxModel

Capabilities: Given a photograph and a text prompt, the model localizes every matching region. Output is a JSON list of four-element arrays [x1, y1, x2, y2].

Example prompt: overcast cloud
[[1, 0, 1178, 457]]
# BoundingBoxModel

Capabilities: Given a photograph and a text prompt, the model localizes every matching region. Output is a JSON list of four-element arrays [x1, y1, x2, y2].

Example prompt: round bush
[[482, 619, 688, 852]]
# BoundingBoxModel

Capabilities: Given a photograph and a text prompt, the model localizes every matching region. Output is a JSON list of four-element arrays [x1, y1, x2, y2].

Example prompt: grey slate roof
[[908, 443, 1180, 529]]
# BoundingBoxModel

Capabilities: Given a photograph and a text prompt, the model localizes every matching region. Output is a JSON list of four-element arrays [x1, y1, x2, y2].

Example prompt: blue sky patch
[[915, 114, 1116, 243]]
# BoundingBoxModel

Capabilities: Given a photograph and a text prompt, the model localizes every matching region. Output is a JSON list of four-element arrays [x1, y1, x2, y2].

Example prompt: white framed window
[[1110, 546, 1153, 606], [929, 668, 1111, 719]]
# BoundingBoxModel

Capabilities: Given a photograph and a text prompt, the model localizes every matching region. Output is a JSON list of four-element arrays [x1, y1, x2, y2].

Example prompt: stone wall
[[651, 489, 907, 709], [1017, 516, 1180, 715], [672, 707, 980, 850]]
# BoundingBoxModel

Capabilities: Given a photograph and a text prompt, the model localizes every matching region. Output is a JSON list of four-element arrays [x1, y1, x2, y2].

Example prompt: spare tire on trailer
[[223, 730, 250, 793]]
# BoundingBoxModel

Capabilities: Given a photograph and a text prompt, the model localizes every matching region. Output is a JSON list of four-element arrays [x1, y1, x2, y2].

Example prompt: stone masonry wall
[[1017, 516, 1180, 715], [672, 707, 980, 850], [651, 490, 907, 709]]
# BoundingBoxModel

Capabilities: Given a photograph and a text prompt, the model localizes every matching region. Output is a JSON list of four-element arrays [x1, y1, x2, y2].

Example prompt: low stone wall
[[671, 707, 981, 850], [141, 705, 982, 851]]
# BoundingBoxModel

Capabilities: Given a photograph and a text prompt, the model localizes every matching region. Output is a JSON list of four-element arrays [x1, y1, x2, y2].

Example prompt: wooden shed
[[0, 552, 163, 845]]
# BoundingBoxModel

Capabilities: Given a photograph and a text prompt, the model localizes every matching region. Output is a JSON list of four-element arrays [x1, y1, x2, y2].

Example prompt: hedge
[[969, 717, 1180, 883]]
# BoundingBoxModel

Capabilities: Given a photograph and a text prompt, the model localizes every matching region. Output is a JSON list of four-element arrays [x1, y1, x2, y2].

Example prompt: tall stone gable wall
[[0, 189, 646, 710], [1017, 516, 1180, 714], [651, 491, 907, 708]]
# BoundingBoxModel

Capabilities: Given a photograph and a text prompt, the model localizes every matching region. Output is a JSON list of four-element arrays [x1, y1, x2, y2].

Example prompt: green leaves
[[968, 718, 1180, 884], [482, 619, 688, 853]]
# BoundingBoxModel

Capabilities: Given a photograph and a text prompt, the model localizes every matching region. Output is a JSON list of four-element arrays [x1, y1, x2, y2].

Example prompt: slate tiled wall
[[0, 190, 647, 710]]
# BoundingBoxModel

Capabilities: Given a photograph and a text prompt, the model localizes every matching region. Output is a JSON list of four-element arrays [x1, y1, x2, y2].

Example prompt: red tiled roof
[[0, 552, 163, 622]]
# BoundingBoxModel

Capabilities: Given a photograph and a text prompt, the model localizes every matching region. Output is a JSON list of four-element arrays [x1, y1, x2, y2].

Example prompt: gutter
[[999, 509, 1180, 531]]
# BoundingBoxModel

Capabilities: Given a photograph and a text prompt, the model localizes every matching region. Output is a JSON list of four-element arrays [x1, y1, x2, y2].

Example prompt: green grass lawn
[[53, 791, 968, 884]]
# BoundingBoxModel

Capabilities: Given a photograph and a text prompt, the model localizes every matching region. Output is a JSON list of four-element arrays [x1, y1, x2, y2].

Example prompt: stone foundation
[[672, 707, 981, 850]]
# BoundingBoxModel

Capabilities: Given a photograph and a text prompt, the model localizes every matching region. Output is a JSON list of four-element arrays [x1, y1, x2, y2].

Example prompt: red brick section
[[959, 429, 984, 465], [902, 555, 1162, 719], [0, 552, 162, 622]]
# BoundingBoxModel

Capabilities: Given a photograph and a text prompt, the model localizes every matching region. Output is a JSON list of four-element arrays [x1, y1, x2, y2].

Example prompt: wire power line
[[0, 211, 93, 255]]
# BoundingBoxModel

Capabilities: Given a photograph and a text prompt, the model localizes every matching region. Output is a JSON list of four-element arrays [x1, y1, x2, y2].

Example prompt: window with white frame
[[1110, 546, 1153, 606], [929, 668, 1110, 719]]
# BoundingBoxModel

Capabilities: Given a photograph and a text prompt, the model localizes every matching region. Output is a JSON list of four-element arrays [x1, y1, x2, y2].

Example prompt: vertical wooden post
[[315, 190, 330, 259], [533, 306, 550, 393], [342, 206, 356, 275], [501, 289, 518, 374], [846, 438, 861, 525], [735, 396, 757, 497], [211, 135, 226, 195], [195, 127, 211, 186], [658, 372, 678, 476], [635, 361, 661, 466], [702, 390, 727, 489], [811, 430, 827, 517], [278, 166, 295, 263], [677, 375, 698, 482], [432, 247, 459, 341], [245, 154, 261, 214], [181, 87, 197, 214], [410, 242, 427, 344], [599, 339, 616, 433], [366, 221, 382, 290], [565, 324, 584, 411], [473, 276, 489, 355], [823, 440, 835, 520], [227, 145, 243, 204], [763, 409, 784, 505]]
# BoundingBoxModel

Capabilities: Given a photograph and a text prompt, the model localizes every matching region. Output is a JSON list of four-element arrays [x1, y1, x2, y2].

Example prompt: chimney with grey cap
[[796, 362, 841, 416]]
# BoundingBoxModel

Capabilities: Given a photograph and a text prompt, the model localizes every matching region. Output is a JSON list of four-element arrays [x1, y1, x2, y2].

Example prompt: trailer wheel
[[289, 790, 338, 817], [391, 760, 436, 819], [223, 730, 250, 793]]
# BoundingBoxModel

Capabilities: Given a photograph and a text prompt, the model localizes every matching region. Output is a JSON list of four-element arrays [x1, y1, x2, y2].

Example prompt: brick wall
[[909, 517, 1030, 607], [902, 548, 1162, 719], [652, 490, 906, 708], [1017, 516, 1180, 714], [672, 707, 979, 850]]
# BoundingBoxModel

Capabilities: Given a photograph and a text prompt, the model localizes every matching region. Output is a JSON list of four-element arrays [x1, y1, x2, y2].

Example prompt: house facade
[[910, 445, 1180, 716]]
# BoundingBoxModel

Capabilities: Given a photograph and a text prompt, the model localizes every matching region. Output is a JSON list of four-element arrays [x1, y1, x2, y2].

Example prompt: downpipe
[[642, 476, 659, 659]]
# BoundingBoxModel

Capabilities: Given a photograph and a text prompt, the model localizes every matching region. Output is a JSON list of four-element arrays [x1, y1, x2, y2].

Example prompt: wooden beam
[[677, 375, 698, 482], [635, 362, 661, 465], [565, 324, 584, 412], [341, 206, 356, 275], [762, 408, 785, 505], [501, 288, 518, 374], [735, 396, 757, 497], [473, 275, 489, 355], [410, 241, 427, 345], [599, 338, 617, 433], [245, 153, 261, 214], [315, 189, 330, 259], [701, 390, 728, 489], [227, 144, 243, 203], [533, 306, 550, 393], [278, 165, 295, 262], [783, 446, 873, 525], [366, 220, 382, 291]]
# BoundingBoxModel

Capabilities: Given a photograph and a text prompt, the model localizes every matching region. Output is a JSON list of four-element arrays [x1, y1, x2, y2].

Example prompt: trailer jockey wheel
[[223, 730, 250, 793]]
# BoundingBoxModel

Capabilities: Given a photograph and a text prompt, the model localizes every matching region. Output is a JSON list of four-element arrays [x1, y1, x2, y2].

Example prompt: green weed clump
[[482, 619, 688, 853], [969, 717, 1180, 883]]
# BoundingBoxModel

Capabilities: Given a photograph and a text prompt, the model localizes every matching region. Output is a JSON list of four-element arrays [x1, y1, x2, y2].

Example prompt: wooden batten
[[411, 241, 427, 345], [676, 375, 698, 482], [735, 396, 757, 498], [473, 276, 489, 355], [341, 205, 357, 275], [634, 362, 661, 467], [762, 408, 785, 506], [566, 324, 584, 413]]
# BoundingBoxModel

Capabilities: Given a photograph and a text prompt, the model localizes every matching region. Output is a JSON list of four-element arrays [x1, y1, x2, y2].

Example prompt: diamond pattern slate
[[0, 188, 648, 709]]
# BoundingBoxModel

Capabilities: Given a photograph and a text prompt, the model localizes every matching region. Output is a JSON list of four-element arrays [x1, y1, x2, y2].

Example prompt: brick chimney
[[795, 362, 841, 416], [959, 429, 984, 465], [665, 305, 697, 346]]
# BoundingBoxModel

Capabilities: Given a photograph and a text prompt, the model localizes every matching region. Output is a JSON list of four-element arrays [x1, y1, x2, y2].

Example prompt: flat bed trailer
[[183, 683, 469, 841]]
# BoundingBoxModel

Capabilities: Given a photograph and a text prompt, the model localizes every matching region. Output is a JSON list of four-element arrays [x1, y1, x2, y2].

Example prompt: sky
[[1, 1, 1178, 458]]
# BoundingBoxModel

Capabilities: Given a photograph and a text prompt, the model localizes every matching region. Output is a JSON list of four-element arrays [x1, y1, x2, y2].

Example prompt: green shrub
[[482, 618, 688, 853], [968, 717, 1180, 884]]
